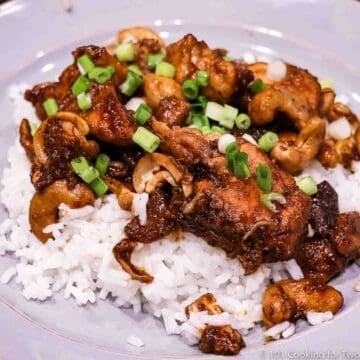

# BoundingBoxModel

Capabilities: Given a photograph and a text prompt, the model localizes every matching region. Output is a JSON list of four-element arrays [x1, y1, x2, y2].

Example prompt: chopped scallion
[[71, 156, 100, 184], [211, 125, 228, 135], [128, 64, 143, 77], [261, 192, 286, 212], [250, 79, 267, 93], [182, 79, 199, 100], [235, 113, 251, 130], [220, 104, 238, 129], [134, 103, 152, 125], [77, 54, 95, 74], [43, 98, 59, 116], [77, 93, 92, 111], [256, 163, 272, 192], [71, 75, 90, 96], [90, 177, 108, 196], [233, 152, 251, 178], [190, 114, 210, 128], [115, 43, 136, 62], [147, 53, 165, 70], [30, 122, 38, 136], [132, 126, 161, 153], [88, 66, 115, 84], [120, 71, 142, 97], [155, 62, 176, 78], [225, 142, 238, 171], [258, 132, 279, 152], [205, 101, 225, 122], [223, 55, 233, 62], [196, 70, 209, 87], [296, 176, 318, 196], [95, 154, 110, 176]]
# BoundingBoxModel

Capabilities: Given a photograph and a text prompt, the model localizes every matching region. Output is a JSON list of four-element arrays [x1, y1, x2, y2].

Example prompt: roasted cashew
[[262, 278, 343, 328], [29, 180, 95, 243], [117, 26, 165, 47], [271, 117, 326, 175]]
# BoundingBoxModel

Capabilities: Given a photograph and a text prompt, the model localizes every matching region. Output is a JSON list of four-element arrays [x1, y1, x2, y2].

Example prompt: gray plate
[[0, 0, 359, 359]]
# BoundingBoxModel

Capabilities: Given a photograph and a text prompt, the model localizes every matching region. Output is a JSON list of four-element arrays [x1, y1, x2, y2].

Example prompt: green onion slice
[[235, 113, 251, 130], [225, 142, 238, 171], [90, 177, 108, 196], [211, 125, 228, 135], [205, 101, 225, 122], [190, 114, 210, 128], [115, 43, 136, 62], [134, 103, 152, 125], [250, 79, 267, 93], [95, 153, 110, 176], [128, 64, 143, 77], [77, 54, 95, 74], [261, 192, 286, 212], [147, 53, 165, 70], [196, 70, 209, 87], [220, 104, 238, 129], [223, 55, 233, 62], [296, 176, 318, 196], [120, 71, 142, 97], [30, 122, 38, 136], [88, 66, 115, 84], [77, 93, 92, 111], [71, 156, 100, 184], [43, 98, 59, 116], [256, 163, 272, 192], [72, 75, 90, 96], [132, 126, 161, 153], [258, 132, 279, 152], [233, 152, 251, 178], [182, 79, 199, 100], [155, 62, 176, 78]]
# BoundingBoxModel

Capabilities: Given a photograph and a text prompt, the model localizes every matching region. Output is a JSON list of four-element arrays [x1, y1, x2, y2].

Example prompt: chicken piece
[[331, 212, 360, 259], [155, 96, 190, 127], [143, 73, 184, 109], [124, 190, 178, 243], [134, 38, 163, 73], [199, 325, 245, 356], [182, 139, 311, 272], [19, 118, 35, 162], [30, 113, 99, 191], [25, 45, 127, 120], [309, 181, 339, 238], [262, 279, 344, 328], [86, 84, 137, 145], [166, 34, 237, 103], [295, 237, 346, 283], [185, 293, 223, 318]]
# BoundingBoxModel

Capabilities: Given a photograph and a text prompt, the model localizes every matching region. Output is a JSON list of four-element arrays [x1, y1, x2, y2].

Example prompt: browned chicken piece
[[295, 237, 346, 283], [248, 62, 324, 175], [19, 119, 35, 162], [86, 84, 137, 145], [262, 278, 344, 328], [331, 212, 360, 259], [181, 139, 311, 273], [25, 45, 127, 121], [30, 113, 99, 191], [185, 293, 223, 317], [143, 73, 184, 109], [185, 293, 246, 356], [124, 190, 178, 243], [29, 180, 95, 243], [166, 34, 237, 103], [309, 181, 339, 238], [155, 96, 190, 127], [199, 325, 245, 356], [134, 38, 163, 73], [113, 239, 153, 283]]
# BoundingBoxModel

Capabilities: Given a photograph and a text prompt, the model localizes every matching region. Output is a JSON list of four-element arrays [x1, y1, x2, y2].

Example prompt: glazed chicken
[[18, 28, 360, 356]]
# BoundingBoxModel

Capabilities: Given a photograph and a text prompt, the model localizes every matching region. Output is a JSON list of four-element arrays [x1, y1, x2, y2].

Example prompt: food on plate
[[1, 27, 360, 356]]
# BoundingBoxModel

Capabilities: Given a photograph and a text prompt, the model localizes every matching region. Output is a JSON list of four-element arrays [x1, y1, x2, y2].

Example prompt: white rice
[[1, 86, 360, 346]]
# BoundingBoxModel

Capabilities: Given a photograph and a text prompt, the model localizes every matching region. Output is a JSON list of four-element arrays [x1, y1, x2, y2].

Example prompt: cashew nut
[[117, 26, 165, 47], [102, 175, 134, 211], [29, 180, 95, 243]]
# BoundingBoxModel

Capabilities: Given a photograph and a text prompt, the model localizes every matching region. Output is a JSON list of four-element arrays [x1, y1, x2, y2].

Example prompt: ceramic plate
[[0, 0, 359, 359]]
